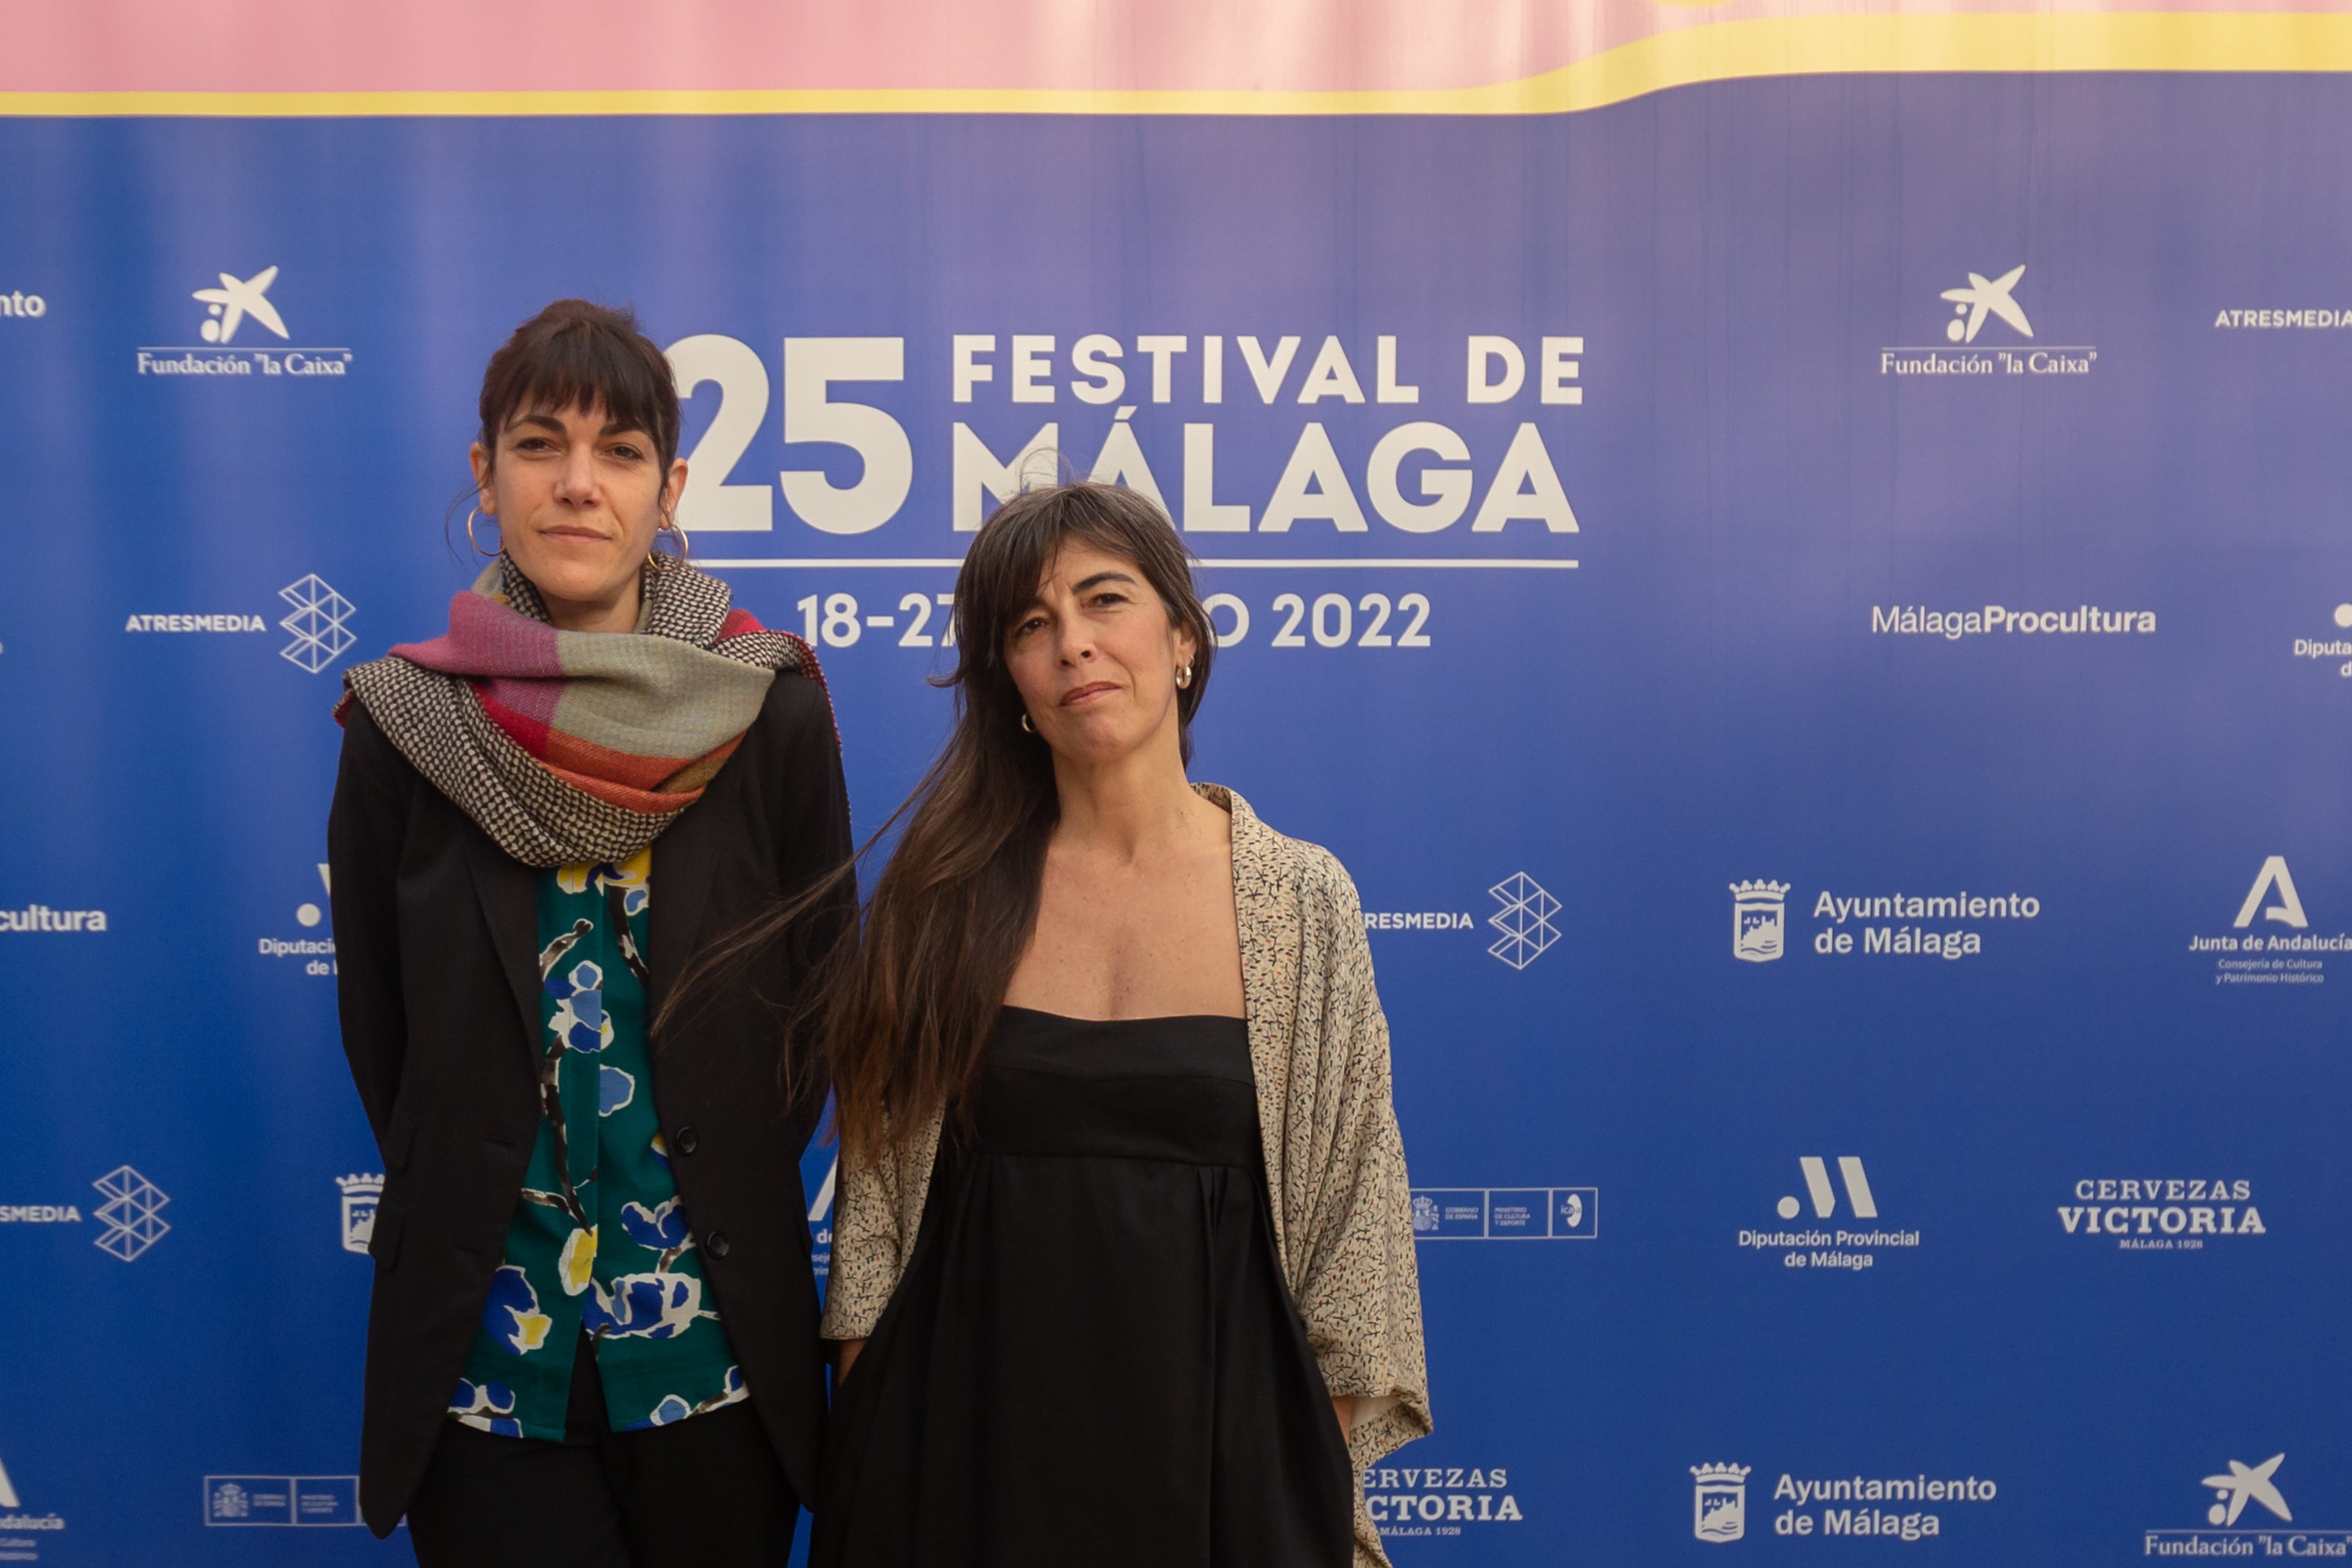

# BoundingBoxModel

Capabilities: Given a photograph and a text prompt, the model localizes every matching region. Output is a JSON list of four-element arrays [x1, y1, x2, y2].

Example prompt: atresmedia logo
[[1358, 870, 1561, 970], [122, 573, 356, 675]]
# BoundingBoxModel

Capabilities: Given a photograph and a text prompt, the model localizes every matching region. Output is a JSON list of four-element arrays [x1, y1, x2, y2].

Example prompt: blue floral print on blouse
[[447, 849, 750, 1438]]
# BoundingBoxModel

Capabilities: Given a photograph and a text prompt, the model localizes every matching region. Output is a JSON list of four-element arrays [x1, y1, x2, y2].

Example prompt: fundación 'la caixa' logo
[[1692, 1464, 1752, 1542], [137, 265, 354, 378], [2142, 1451, 2352, 1555], [1882, 262, 2095, 378]]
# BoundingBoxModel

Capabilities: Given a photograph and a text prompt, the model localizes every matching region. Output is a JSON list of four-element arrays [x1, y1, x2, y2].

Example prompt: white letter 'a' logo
[[0, 1451, 20, 1508], [2233, 857, 2309, 930]]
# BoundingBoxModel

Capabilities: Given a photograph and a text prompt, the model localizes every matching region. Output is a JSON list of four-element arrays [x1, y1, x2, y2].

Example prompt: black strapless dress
[[811, 1006, 1356, 1568]]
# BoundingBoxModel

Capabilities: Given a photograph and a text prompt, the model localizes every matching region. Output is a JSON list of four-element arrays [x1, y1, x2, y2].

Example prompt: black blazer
[[327, 670, 851, 1536]]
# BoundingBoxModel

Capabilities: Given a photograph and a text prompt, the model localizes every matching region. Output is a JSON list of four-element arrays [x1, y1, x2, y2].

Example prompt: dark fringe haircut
[[449, 299, 683, 557], [479, 299, 681, 470]]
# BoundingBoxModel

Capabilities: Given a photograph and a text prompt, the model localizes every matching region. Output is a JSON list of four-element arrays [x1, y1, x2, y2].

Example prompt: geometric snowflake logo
[[278, 573, 356, 673], [1487, 871, 1561, 970], [92, 1164, 171, 1261]]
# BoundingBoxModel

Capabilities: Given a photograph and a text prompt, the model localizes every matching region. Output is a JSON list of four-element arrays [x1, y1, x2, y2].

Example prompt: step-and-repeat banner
[[4, 3, 2351, 1562]]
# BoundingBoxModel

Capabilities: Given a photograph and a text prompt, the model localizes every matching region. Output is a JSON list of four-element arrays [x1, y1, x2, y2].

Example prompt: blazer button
[[706, 1232, 731, 1259], [675, 1127, 699, 1155]]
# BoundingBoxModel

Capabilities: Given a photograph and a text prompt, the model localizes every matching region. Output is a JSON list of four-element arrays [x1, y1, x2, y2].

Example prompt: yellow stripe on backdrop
[[2, 11, 2350, 118]]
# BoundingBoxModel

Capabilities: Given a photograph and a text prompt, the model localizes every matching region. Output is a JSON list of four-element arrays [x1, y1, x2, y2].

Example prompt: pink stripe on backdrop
[[2, 0, 2320, 97]]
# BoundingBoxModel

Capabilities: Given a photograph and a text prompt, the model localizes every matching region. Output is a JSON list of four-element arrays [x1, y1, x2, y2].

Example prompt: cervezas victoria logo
[[2058, 1176, 2265, 1250], [137, 266, 355, 379]]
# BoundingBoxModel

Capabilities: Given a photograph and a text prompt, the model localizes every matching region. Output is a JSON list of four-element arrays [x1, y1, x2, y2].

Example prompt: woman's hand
[[836, 1337, 866, 1385], [1331, 1394, 1355, 1443]]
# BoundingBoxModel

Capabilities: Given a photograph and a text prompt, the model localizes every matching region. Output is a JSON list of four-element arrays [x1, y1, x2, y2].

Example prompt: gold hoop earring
[[657, 516, 691, 560], [465, 507, 498, 558], [1020, 712, 1034, 733], [1176, 663, 1193, 689]]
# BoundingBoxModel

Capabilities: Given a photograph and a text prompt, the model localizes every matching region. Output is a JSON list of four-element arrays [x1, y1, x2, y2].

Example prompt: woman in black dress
[[808, 482, 1431, 1567]]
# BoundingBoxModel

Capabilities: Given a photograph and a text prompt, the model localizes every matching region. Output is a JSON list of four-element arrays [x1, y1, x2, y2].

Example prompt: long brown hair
[[824, 481, 1217, 1156]]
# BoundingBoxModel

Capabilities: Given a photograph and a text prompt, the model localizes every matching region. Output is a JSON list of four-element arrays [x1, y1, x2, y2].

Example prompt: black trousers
[[408, 1335, 801, 1568]]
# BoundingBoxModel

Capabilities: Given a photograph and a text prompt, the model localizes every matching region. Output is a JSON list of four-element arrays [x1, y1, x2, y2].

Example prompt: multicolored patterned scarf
[[338, 553, 826, 868]]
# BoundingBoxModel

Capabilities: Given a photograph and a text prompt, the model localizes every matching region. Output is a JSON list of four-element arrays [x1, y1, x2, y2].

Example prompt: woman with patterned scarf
[[328, 299, 851, 1568]]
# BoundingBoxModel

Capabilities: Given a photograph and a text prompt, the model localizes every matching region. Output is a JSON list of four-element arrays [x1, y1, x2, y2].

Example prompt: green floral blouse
[[447, 848, 747, 1439]]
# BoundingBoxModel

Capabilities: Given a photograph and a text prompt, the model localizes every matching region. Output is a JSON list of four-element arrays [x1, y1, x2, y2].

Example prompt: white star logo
[[2204, 1454, 2291, 1527], [192, 265, 289, 344], [1939, 264, 2033, 343]]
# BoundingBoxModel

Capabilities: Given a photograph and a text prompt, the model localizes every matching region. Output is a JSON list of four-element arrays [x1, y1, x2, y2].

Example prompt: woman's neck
[[1049, 733, 1210, 863]]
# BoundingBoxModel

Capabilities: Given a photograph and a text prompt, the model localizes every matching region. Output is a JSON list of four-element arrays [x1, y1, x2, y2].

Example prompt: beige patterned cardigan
[[820, 784, 1432, 1566]]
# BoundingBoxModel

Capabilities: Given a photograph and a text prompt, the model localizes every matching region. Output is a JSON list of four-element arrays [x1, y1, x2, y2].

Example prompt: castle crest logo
[[1732, 881, 1788, 963], [337, 1174, 382, 1255], [1692, 1464, 1751, 1543]]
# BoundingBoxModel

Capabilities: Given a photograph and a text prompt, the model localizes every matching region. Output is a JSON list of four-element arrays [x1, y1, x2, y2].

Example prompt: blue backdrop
[[3, 72, 2351, 1565]]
